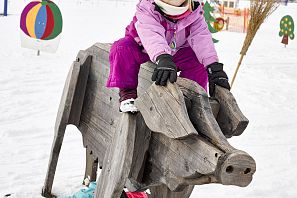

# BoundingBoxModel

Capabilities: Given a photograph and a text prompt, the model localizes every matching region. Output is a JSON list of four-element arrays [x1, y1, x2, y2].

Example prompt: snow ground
[[0, 1, 297, 197]]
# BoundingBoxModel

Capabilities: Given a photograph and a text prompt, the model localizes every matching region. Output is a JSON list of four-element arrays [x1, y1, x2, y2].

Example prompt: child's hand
[[152, 54, 177, 86], [207, 62, 231, 97]]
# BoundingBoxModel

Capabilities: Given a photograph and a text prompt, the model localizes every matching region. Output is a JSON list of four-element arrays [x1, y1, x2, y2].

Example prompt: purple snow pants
[[106, 36, 208, 91]]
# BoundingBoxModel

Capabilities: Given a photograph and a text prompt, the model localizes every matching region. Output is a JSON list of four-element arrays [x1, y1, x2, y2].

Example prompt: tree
[[279, 15, 295, 46], [202, 1, 219, 43]]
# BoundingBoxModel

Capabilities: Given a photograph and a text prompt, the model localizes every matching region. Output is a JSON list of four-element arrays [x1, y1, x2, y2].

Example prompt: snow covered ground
[[0, 0, 297, 197]]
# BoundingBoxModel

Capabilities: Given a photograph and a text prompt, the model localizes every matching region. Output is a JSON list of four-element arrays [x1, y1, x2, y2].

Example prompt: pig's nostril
[[226, 166, 233, 173], [244, 168, 251, 174]]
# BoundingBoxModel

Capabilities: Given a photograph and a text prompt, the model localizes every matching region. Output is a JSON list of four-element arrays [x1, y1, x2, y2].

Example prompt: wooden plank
[[81, 81, 119, 119], [95, 113, 137, 198], [83, 147, 98, 184], [42, 61, 81, 197], [135, 82, 198, 139], [79, 120, 110, 166], [128, 114, 152, 187], [94, 43, 111, 52], [69, 51, 92, 126], [214, 86, 249, 138]]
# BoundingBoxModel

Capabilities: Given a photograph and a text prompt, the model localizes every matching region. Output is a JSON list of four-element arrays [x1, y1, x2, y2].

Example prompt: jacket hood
[[144, 0, 203, 31]]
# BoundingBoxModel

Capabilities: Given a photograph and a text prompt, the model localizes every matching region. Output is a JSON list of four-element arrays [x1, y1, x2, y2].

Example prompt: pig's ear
[[214, 85, 249, 138], [176, 77, 232, 151], [135, 79, 198, 139]]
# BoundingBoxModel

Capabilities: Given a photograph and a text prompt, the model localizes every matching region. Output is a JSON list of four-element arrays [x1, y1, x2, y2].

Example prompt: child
[[106, 0, 230, 113]]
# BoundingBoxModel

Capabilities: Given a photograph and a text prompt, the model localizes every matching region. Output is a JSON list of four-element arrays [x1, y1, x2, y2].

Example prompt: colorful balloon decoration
[[20, 0, 63, 53], [21, 0, 62, 40], [214, 17, 225, 32]]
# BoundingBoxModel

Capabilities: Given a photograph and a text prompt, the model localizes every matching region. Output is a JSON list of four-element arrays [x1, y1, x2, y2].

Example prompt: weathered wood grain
[[215, 86, 249, 138], [42, 60, 82, 197], [68, 51, 92, 126], [128, 114, 152, 187], [83, 147, 98, 185], [142, 133, 223, 191], [95, 113, 137, 198], [177, 78, 235, 153], [215, 150, 256, 187], [135, 82, 198, 139]]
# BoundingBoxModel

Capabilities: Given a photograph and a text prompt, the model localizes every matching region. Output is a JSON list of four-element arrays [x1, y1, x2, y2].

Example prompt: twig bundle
[[231, 0, 280, 88]]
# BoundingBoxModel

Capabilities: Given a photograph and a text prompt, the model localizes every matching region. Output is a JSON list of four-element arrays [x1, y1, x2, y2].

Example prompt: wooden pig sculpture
[[42, 43, 256, 198]]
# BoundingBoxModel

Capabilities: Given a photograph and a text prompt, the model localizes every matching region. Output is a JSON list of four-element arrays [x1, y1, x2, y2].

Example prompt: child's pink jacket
[[125, 0, 219, 66]]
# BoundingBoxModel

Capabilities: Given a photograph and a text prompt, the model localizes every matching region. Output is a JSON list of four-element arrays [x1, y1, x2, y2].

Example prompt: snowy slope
[[0, 1, 297, 197]]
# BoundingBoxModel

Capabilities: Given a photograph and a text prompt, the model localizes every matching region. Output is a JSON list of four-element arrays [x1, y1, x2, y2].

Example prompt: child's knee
[[110, 37, 138, 55]]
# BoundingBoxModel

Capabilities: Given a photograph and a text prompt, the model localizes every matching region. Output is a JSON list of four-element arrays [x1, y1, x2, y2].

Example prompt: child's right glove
[[152, 54, 177, 86], [207, 62, 231, 97]]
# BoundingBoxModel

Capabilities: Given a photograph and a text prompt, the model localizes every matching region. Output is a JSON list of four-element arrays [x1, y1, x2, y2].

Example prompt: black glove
[[152, 54, 177, 86], [207, 62, 231, 97]]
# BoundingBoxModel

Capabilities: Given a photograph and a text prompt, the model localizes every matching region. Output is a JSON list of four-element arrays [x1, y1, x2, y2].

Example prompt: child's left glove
[[152, 54, 177, 86], [207, 62, 231, 97]]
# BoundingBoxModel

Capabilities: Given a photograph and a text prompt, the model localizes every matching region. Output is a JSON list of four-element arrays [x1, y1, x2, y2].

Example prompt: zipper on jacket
[[170, 26, 177, 51]]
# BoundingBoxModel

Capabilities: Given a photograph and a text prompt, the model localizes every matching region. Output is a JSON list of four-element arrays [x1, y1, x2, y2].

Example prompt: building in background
[[218, 0, 250, 9]]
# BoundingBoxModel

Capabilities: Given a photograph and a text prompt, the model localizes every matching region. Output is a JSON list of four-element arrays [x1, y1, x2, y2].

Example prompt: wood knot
[[110, 119, 114, 125]]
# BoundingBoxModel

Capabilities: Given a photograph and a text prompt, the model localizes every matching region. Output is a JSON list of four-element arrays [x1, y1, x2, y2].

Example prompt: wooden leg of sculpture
[[42, 62, 81, 197], [83, 148, 99, 185], [95, 113, 137, 198]]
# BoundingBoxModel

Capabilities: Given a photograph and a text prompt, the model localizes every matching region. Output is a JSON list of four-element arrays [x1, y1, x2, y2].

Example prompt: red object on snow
[[126, 192, 148, 198]]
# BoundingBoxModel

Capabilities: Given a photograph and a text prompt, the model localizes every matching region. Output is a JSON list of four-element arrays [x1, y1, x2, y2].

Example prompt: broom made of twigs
[[230, 0, 280, 88]]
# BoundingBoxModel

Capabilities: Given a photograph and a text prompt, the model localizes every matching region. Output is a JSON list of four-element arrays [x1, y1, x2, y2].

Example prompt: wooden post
[[42, 61, 81, 197], [42, 52, 91, 197], [226, 16, 229, 31], [95, 113, 137, 198], [83, 148, 98, 185]]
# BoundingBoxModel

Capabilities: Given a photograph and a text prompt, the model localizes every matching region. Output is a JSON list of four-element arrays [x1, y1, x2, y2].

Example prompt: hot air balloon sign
[[20, 0, 63, 54]]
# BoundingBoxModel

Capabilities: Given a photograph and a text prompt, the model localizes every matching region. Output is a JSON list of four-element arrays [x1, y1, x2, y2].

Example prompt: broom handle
[[231, 54, 245, 89]]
